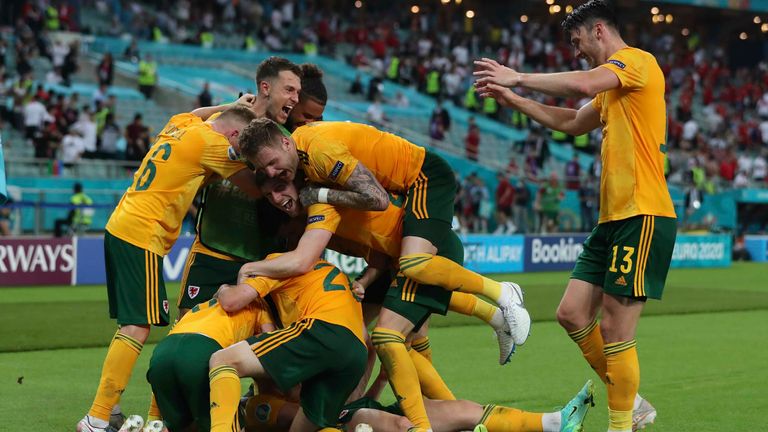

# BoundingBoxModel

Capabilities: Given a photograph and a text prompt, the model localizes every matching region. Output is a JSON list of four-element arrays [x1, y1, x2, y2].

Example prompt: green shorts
[[177, 251, 244, 310], [247, 319, 367, 428], [146, 333, 222, 431], [105, 230, 169, 326], [338, 397, 403, 424], [403, 151, 456, 243], [362, 270, 395, 305], [383, 230, 465, 329], [571, 215, 677, 300]]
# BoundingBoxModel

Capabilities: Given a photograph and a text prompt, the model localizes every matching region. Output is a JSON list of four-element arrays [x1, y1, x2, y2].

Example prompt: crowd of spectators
[[1, 8, 154, 168], [5, 1, 768, 235]]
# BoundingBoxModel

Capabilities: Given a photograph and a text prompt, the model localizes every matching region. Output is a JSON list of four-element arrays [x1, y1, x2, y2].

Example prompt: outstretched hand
[[476, 83, 523, 108], [474, 58, 521, 88]]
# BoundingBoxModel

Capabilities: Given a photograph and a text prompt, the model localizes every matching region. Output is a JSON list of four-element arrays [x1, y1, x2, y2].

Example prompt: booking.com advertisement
[[0, 234, 733, 286]]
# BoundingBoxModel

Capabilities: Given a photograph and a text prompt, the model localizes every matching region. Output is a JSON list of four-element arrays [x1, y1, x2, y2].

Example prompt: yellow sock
[[399, 254, 503, 302], [480, 404, 543, 432], [604, 340, 639, 431], [408, 348, 454, 400], [209, 366, 242, 432], [371, 328, 431, 430], [88, 331, 143, 421], [449, 292, 501, 327], [147, 393, 162, 421], [411, 336, 432, 363], [567, 320, 607, 383]]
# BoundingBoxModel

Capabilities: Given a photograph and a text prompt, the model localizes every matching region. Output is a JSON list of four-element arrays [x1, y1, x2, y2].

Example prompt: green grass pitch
[[1, 263, 766, 431]]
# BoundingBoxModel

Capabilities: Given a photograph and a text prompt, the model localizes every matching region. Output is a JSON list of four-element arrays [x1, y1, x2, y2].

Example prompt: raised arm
[[478, 84, 601, 136], [299, 163, 389, 211], [238, 228, 333, 279], [474, 58, 620, 98], [191, 93, 256, 120]]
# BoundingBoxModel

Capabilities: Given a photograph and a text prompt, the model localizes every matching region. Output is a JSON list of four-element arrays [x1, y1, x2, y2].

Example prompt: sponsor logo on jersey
[[188, 285, 200, 299], [307, 215, 325, 224], [607, 59, 626, 69], [329, 161, 345, 180], [615, 275, 627, 286]]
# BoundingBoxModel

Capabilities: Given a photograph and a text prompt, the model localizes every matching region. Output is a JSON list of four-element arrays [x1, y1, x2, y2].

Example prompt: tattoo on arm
[[327, 164, 389, 210]]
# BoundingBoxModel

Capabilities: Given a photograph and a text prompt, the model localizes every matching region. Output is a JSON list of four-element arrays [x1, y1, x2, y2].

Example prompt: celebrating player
[[252, 175, 514, 366], [176, 59, 320, 319], [474, 1, 676, 431], [237, 119, 531, 431], [208, 256, 367, 432], [241, 380, 594, 432], [76, 103, 260, 432], [146, 297, 274, 431]]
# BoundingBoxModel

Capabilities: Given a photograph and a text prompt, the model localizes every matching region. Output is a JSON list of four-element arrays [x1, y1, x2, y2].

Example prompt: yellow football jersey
[[244, 255, 365, 346], [305, 200, 404, 259], [291, 122, 426, 192], [170, 297, 272, 348], [594, 47, 676, 223], [106, 113, 248, 255]]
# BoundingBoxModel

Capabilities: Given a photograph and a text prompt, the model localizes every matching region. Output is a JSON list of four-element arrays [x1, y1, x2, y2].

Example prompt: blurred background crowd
[[1, 0, 767, 239]]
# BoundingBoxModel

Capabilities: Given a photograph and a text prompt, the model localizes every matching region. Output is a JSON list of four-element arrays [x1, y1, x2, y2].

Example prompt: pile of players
[[78, 2, 675, 432]]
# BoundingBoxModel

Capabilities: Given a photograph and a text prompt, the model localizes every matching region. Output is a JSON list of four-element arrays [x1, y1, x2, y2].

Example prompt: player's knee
[[118, 324, 151, 344], [209, 348, 234, 370], [556, 304, 583, 331]]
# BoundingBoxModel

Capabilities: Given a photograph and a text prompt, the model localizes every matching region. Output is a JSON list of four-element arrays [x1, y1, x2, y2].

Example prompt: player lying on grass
[[239, 118, 531, 431], [77, 101, 264, 432], [145, 297, 274, 432], [208, 255, 367, 432], [239, 375, 594, 432]]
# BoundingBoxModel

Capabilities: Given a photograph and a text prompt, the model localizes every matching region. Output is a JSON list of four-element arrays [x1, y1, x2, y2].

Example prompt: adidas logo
[[615, 276, 627, 286]]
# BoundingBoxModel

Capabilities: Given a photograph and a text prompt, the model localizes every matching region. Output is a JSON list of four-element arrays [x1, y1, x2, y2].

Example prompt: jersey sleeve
[[590, 96, 602, 112], [305, 204, 342, 233], [308, 138, 359, 186], [244, 276, 284, 297], [600, 49, 648, 91], [200, 130, 248, 179]]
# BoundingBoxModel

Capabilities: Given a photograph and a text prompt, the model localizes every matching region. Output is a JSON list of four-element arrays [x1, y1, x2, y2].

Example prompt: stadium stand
[[1, 0, 767, 236]]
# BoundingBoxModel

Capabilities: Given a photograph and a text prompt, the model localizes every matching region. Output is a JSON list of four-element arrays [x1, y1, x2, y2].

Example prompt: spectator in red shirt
[[719, 149, 737, 182], [494, 172, 516, 234]]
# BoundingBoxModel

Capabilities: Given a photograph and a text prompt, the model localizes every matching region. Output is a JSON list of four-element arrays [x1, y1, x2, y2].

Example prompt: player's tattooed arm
[[299, 164, 389, 210]]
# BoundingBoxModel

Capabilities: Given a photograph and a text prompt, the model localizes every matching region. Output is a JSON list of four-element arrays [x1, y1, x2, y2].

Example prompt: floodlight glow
[[651, 7, 659, 15], [466, 10, 475, 18]]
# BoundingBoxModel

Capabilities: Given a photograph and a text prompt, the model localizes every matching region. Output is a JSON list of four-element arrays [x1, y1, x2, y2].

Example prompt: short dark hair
[[561, 0, 618, 34], [255, 56, 302, 85], [239, 117, 286, 161], [217, 105, 257, 125], [74, 182, 83, 193], [299, 63, 327, 105]]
